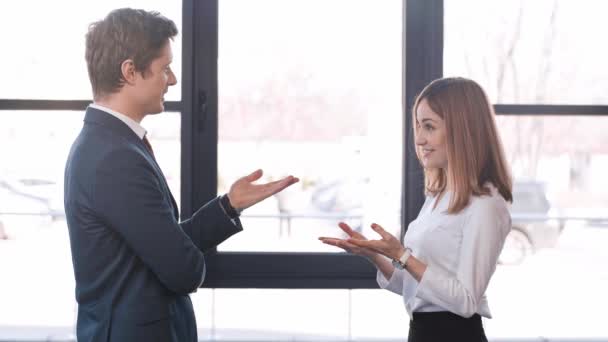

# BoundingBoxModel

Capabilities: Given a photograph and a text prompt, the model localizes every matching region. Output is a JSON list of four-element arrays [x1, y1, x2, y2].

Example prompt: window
[[10, 1, 604, 341], [0, 0, 182, 101], [444, 0, 608, 105], [445, 1, 608, 339], [185, 0, 406, 289], [0, 1, 182, 339], [486, 115, 608, 338], [217, 0, 403, 253]]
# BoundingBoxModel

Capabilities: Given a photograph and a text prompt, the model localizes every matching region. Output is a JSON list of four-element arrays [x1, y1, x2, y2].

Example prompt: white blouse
[[377, 184, 511, 319]]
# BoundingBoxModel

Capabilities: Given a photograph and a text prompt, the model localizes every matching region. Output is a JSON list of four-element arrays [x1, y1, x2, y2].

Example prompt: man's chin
[[146, 104, 165, 115]]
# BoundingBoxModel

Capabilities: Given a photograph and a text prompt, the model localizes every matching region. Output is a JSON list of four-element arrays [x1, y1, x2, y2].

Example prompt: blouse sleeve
[[414, 196, 511, 317], [377, 260, 421, 299], [377, 267, 405, 295]]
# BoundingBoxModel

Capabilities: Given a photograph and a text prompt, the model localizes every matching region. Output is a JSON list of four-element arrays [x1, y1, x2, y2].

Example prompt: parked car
[[499, 180, 564, 265], [0, 177, 64, 239], [310, 178, 367, 233]]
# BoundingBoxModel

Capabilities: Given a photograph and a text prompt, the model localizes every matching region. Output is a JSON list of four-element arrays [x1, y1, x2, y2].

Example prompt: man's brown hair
[[85, 8, 178, 99]]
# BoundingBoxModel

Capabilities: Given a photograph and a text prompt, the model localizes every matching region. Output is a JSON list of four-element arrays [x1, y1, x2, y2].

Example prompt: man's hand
[[227, 169, 299, 211]]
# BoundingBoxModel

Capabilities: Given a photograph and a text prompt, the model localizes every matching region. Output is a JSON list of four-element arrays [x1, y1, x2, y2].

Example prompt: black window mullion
[[203, 253, 376, 289], [0, 99, 181, 112], [401, 0, 443, 241], [190, 0, 219, 215], [181, 0, 196, 218], [494, 104, 608, 116]]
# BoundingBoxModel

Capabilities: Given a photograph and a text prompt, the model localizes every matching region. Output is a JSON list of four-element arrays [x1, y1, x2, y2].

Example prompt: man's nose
[[169, 71, 177, 86]]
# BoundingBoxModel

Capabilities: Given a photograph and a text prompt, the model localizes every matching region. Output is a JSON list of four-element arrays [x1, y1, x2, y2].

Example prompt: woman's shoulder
[[468, 183, 510, 215]]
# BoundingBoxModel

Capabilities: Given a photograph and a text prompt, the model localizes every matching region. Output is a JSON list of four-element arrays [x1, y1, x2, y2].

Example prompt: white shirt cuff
[[376, 268, 405, 295]]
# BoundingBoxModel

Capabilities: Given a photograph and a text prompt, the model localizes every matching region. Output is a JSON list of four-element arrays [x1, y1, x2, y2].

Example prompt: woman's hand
[[347, 223, 405, 260], [319, 222, 377, 258]]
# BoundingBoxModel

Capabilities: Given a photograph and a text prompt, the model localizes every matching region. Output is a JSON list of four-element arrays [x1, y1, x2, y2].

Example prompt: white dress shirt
[[89, 103, 147, 139], [377, 184, 511, 319]]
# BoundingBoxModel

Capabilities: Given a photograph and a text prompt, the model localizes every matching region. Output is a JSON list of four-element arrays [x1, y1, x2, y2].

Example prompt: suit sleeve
[[94, 149, 206, 295], [179, 197, 243, 253]]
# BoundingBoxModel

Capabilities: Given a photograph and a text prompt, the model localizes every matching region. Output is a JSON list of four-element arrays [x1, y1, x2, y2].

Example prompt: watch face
[[391, 258, 404, 270]]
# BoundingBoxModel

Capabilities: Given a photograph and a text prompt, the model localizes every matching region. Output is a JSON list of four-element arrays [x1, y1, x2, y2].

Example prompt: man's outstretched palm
[[227, 169, 299, 210]]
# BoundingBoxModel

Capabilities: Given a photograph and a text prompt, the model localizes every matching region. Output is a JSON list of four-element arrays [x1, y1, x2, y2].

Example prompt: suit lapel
[[148, 157, 180, 220], [84, 107, 180, 220]]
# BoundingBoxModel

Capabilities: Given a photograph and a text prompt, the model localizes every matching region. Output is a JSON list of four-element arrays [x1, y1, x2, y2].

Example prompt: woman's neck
[[444, 167, 453, 192]]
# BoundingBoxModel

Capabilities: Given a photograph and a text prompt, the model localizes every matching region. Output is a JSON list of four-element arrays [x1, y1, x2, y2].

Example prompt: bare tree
[[483, 0, 560, 180], [219, 69, 367, 142]]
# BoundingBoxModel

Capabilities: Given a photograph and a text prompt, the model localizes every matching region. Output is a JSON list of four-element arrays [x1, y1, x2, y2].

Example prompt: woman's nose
[[415, 134, 425, 146]]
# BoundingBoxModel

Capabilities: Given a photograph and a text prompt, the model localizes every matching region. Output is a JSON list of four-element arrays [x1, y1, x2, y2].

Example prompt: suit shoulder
[[72, 127, 143, 161], [66, 130, 151, 187]]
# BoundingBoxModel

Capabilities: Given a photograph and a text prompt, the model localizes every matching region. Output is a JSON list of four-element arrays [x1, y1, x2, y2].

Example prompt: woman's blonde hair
[[413, 77, 512, 213]]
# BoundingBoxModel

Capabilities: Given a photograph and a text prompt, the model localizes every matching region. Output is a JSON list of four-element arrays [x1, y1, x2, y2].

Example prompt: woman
[[320, 77, 512, 342]]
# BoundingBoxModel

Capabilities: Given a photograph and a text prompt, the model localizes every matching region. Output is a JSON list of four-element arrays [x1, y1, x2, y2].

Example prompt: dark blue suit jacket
[[64, 107, 242, 341]]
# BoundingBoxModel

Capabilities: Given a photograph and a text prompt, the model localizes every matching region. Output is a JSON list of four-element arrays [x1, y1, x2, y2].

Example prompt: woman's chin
[[422, 164, 440, 170]]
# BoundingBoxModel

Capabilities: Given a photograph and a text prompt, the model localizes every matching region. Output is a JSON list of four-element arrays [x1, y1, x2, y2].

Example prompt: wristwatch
[[392, 248, 412, 270]]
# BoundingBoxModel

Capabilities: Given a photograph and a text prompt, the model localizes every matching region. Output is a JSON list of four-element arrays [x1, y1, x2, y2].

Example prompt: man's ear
[[120, 59, 137, 85]]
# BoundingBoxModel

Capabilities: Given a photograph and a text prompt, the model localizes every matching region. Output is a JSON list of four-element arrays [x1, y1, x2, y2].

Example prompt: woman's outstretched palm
[[319, 222, 377, 258]]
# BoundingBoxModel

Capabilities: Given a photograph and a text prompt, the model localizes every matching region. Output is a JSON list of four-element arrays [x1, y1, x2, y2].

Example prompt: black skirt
[[408, 311, 488, 342]]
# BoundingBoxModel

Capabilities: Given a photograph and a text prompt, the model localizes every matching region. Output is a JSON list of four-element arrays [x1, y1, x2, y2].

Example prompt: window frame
[[0, 0, 443, 289], [182, 0, 437, 288]]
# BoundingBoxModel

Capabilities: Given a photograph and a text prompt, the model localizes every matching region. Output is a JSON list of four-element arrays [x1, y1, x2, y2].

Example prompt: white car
[[499, 181, 565, 265], [0, 177, 64, 239]]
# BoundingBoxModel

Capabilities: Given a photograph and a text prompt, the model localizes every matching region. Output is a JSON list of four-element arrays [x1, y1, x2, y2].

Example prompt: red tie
[[142, 135, 155, 158]]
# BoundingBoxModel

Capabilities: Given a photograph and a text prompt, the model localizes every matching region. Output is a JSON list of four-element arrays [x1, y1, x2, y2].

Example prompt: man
[[64, 8, 298, 341]]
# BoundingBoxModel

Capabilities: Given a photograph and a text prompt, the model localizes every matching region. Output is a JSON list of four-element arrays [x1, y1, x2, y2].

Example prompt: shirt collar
[[89, 103, 147, 139]]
